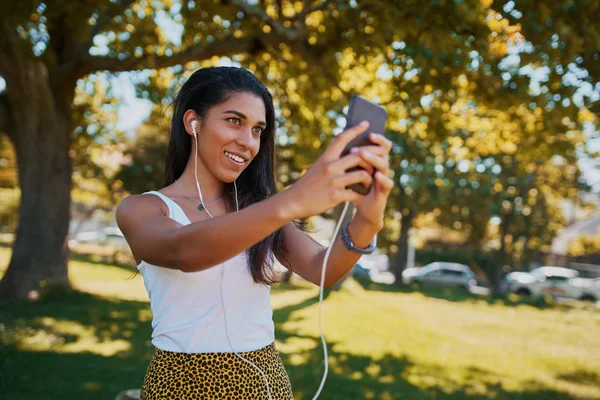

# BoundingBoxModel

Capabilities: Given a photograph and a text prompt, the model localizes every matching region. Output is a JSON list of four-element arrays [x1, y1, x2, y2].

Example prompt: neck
[[176, 153, 225, 202]]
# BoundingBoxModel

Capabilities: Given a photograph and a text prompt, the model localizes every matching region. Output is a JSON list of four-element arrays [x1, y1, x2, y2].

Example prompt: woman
[[117, 66, 393, 399]]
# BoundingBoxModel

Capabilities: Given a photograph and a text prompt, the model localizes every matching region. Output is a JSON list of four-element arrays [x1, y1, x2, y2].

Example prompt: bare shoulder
[[115, 191, 186, 267], [116, 193, 169, 230]]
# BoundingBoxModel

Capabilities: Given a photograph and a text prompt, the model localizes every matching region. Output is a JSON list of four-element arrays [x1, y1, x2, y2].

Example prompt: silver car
[[402, 262, 477, 290], [503, 266, 600, 301]]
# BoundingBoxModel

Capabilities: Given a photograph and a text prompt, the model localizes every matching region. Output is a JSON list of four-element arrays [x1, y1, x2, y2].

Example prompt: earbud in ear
[[191, 120, 197, 137]]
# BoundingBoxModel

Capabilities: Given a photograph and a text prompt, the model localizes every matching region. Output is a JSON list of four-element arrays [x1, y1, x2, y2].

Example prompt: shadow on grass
[[556, 370, 600, 386], [273, 294, 586, 400], [1, 239, 137, 272], [280, 347, 582, 400], [0, 290, 153, 400], [0, 347, 149, 400], [271, 278, 317, 293], [352, 276, 593, 312], [0, 277, 595, 400]]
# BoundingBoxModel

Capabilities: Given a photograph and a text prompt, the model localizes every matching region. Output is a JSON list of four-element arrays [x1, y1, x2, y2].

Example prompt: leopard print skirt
[[140, 342, 293, 399]]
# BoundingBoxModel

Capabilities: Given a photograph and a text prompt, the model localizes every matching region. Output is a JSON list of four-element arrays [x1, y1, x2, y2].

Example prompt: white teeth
[[225, 151, 245, 163]]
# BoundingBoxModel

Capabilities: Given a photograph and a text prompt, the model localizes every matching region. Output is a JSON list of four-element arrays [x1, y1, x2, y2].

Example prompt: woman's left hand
[[350, 133, 395, 231]]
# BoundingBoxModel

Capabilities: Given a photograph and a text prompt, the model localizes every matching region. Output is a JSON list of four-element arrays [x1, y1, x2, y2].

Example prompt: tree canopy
[[0, 0, 598, 298]]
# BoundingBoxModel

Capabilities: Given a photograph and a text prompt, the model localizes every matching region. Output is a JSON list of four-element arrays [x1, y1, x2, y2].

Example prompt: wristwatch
[[341, 221, 377, 254]]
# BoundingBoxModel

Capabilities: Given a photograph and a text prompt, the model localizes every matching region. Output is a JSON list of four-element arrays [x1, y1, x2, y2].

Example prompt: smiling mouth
[[224, 151, 247, 165]]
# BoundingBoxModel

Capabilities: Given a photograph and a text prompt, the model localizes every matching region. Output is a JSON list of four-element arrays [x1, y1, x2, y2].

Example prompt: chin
[[215, 160, 246, 183], [219, 170, 243, 184]]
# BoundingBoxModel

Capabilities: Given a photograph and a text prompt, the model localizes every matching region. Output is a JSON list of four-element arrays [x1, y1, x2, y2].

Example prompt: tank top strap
[[142, 191, 191, 225]]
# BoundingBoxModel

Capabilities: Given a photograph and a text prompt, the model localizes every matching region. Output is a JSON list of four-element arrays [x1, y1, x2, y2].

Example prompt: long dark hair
[[164, 67, 309, 285]]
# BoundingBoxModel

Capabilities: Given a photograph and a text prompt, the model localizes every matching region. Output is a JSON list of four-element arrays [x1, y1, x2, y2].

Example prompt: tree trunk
[[521, 230, 531, 271], [0, 59, 73, 299], [493, 213, 512, 296], [393, 210, 414, 286]]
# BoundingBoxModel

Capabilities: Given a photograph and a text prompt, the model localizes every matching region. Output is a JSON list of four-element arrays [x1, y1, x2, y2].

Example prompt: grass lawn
[[1, 245, 599, 399]]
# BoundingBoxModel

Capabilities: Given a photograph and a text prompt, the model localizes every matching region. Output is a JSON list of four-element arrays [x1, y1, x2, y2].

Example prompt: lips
[[224, 152, 246, 168], [224, 150, 248, 162]]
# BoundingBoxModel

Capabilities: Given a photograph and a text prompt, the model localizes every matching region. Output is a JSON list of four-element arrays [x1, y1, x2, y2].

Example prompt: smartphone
[[340, 96, 388, 195]]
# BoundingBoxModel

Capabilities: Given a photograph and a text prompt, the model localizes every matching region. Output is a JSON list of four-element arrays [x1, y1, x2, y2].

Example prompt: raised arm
[[117, 190, 295, 272], [276, 215, 380, 288], [117, 121, 376, 273], [275, 131, 394, 288]]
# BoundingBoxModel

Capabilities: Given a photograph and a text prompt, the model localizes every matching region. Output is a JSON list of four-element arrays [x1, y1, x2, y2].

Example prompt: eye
[[227, 117, 241, 125], [253, 126, 264, 135]]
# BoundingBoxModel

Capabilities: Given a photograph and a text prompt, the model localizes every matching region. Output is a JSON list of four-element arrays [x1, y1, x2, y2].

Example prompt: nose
[[235, 128, 256, 152]]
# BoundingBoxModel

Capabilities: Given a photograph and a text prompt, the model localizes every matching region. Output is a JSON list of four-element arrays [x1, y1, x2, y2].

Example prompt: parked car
[[503, 266, 600, 302], [352, 263, 395, 284], [70, 227, 130, 253], [402, 262, 477, 290]]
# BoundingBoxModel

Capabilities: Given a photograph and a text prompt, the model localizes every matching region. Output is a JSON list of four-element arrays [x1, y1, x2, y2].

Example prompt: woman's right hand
[[284, 121, 375, 220]]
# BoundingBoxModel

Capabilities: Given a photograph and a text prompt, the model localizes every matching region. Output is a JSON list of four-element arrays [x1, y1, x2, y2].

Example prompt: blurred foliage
[[114, 105, 170, 195], [0, 188, 19, 233], [1, 0, 599, 286], [0, 134, 19, 235], [568, 233, 600, 257], [71, 74, 130, 213], [83, 1, 600, 278], [0, 135, 17, 188]]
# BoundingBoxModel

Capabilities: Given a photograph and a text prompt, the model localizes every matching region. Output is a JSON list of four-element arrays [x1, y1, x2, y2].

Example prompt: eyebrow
[[222, 110, 267, 127]]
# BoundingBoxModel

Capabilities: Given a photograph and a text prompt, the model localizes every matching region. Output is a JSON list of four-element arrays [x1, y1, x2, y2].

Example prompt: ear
[[183, 110, 200, 137]]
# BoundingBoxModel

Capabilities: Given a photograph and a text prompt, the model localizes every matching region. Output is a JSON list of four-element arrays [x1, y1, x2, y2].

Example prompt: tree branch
[[290, 41, 349, 101], [53, 0, 138, 88], [218, 0, 341, 93], [295, 1, 333, 21], [87, 0, 137, 50], [221, 0, 300, 42], [0, 18, 28, 79], [78, 1, 341, 96], [80, 34, 269, 75]]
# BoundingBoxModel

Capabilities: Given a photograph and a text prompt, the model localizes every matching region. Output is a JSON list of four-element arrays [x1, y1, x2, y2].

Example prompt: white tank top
[[137, 191, 275, 354]]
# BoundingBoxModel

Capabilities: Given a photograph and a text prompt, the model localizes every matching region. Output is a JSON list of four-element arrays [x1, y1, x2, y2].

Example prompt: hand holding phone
[[340, 96, 388, 195]]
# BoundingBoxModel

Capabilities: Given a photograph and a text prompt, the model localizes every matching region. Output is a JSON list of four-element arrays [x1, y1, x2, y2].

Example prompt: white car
[[503, 266, 600, 302], [402, 262, 477, 290]]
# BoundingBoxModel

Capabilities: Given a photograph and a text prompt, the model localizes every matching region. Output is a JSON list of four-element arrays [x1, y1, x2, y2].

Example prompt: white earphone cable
[[193, 123, 214, 219], [192, 121, 271, 399], [192, 120, 349, 399], [311, 200, 351, 400]]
